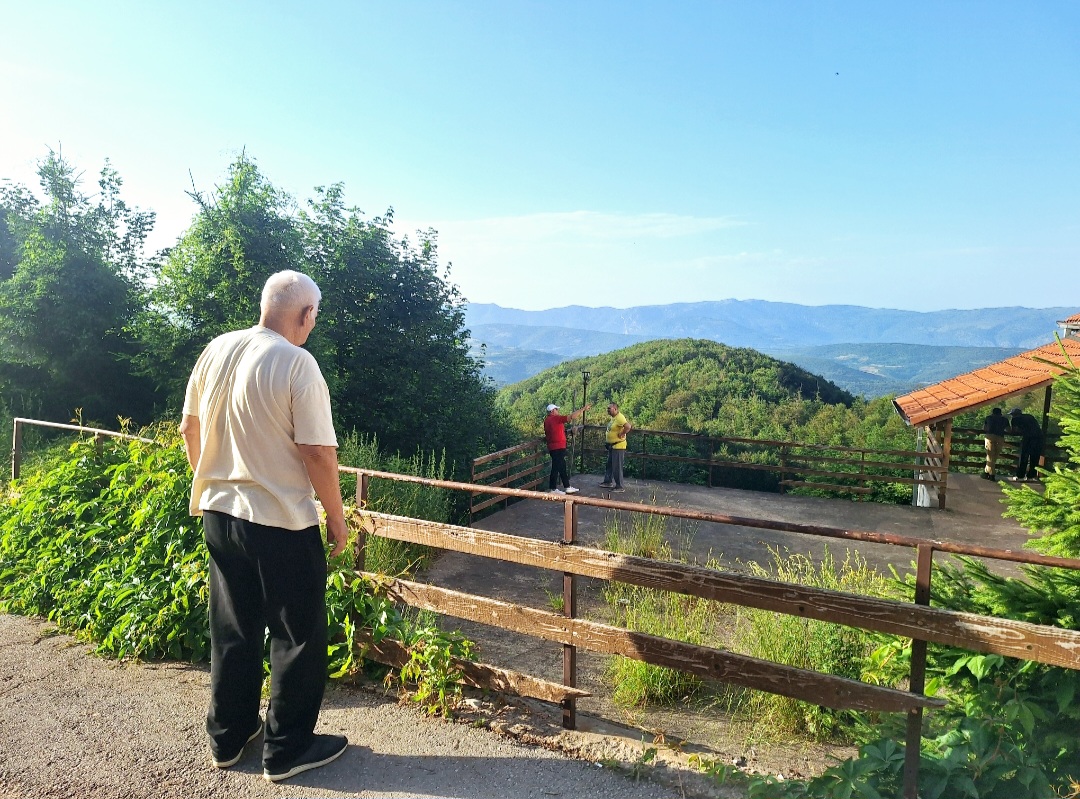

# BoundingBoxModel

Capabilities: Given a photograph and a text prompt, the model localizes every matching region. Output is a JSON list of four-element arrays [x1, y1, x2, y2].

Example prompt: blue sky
[[2, 2, 1078, 312]]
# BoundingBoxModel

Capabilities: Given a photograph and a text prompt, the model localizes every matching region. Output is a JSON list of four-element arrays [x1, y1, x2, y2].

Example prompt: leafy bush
[[0, 427, 474, 713], [0, 427, 208, 660]]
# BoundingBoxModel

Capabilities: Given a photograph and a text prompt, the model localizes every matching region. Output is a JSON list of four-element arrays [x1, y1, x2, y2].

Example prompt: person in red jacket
[[543, 402, 590, 494]]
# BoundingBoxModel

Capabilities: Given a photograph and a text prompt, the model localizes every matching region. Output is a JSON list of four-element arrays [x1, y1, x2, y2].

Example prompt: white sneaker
[[552, 488, 566, 495], [564, 486, 580, 494]]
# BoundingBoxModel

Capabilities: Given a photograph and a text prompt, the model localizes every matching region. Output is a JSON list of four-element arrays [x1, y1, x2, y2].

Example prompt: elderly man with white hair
[[180, 270, 349, 782]]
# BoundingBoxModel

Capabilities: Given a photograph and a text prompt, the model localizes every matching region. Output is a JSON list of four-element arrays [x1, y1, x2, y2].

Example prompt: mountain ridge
[[465, 301, 1073, 349], [464, 301, 1071, 395]]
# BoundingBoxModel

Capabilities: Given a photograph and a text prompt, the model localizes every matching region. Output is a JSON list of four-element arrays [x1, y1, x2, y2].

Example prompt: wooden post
[[504, 456, 510, 511], [778, 444, 788, 494], [938, 419, 953, 510], [903, 543, 934, 798], [561, 499, 578, 730], [469, 459, 476, 525], [1042, 385, 1053, 437], [355, 472, 370, 570], [11, 418, 23, 481], [641, 432, 647, 481]]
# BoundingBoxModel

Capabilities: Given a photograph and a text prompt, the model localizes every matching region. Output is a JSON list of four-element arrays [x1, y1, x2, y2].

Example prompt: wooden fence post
[[902, 543, 934, 798], [355, 472, 370, 571], [11, 418, 23, 481], [562, 499, 578, 730]]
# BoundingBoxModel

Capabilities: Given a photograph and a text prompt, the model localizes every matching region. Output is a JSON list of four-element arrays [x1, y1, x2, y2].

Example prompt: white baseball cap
[[545, 404, 559, 412]]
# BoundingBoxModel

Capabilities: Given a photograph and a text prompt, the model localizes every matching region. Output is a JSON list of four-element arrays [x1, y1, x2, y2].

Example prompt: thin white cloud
[[396, 210, 745, 245]]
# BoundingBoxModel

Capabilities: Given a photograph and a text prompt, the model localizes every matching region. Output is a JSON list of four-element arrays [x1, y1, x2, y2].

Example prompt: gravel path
[[0, 614, 704, 799]]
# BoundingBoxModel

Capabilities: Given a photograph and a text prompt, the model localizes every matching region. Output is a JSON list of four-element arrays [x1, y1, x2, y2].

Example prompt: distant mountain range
[[465, 301, 1074, 396]]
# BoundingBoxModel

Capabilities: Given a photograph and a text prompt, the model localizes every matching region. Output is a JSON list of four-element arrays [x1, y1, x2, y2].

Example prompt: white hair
[[260, 270, 321, 315]]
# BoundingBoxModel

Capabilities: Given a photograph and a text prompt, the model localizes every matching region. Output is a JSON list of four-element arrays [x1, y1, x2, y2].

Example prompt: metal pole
[[579, 371, 590, 473]]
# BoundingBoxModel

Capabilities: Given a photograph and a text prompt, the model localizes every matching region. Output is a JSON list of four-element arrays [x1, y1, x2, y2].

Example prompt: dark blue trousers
[[203, 511, 327, 767]]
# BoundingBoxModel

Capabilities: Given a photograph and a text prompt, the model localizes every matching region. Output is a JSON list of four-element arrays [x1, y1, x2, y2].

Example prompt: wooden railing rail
[[558, 424, 945, 502], [10, 417, 156, 480], [949, 426, 1064, 475]]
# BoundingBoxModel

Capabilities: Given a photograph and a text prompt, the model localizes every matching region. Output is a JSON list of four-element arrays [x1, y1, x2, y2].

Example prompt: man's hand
[[324, 514, 349, 559], [298, 444, 348, 559]]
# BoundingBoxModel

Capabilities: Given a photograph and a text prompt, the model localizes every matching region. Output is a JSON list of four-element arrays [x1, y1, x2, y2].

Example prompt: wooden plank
[[780, 466, 944, 487], [580, 424, 928, 459], [472, 439, 545, 467], [369, 575, 943, 713], [355, 632, 590, 702], [357, 512, 1080, 671], [787, 455, 944, 473], [486, 460, 548, 487], [475, 454, 545, 483], [470, 494, 510, 514], [779, 481, 873, 494]]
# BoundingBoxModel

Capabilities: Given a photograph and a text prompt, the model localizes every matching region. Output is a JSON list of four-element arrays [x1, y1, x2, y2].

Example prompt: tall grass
[[337, 431, 451, 575], [724, 547, 897, 740], [598, 504, 898, 743], [601, 509, 715, 707]]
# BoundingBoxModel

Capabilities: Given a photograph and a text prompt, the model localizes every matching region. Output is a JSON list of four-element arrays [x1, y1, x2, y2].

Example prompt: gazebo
[[893, 313, 1080, 508]]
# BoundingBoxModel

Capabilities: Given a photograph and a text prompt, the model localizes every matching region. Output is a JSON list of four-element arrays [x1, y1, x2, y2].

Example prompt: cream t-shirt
[[182, 326, 338, 530]]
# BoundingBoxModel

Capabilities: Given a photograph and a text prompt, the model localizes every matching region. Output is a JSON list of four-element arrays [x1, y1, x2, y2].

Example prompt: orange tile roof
[[893, 338, 1080, 427], [1061, 313, 1080, 325]]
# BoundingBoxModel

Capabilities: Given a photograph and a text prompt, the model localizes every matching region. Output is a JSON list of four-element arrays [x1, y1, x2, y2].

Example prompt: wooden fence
[[949, 426, 1065, 477], [347, 467, 1080, 799], [468, 428, 581, 518], [470, 425, 945, 515], [11, 417, 1080, 798]]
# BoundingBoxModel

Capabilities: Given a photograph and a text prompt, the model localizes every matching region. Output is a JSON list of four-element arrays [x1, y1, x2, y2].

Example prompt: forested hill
[[496, 339, 881, 442]]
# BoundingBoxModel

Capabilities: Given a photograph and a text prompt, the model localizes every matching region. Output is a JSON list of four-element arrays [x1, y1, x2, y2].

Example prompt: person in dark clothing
[[1008, 408, 1044, 481], [981, 407, 1009, 480]]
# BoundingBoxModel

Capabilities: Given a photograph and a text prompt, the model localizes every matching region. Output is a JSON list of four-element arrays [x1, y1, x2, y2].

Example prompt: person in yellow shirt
[[599, 402, 632, 492]]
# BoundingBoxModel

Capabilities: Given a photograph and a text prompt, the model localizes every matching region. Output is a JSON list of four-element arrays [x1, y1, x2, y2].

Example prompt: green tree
[[134, 153, 303, 401], [1003, 353, 1080, 557], [300, 184, 506, 474], [0, 151, 157, 424], [136, 157, 509, 475]]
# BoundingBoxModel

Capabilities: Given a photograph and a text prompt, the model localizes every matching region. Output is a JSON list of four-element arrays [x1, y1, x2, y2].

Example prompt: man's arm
[[620, 414, 632, 439], [297, 444, 348, 558], [568, 403, 592, 421], [179, 414, 201, 471]]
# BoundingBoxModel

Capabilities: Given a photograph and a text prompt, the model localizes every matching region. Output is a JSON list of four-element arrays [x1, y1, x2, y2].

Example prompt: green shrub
[[0, 427, 473, 710], [0, 427, 208, 660]]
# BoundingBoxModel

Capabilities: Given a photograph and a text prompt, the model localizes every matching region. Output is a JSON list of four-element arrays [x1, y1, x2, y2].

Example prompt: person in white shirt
[[180, 270, 349, 782]]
